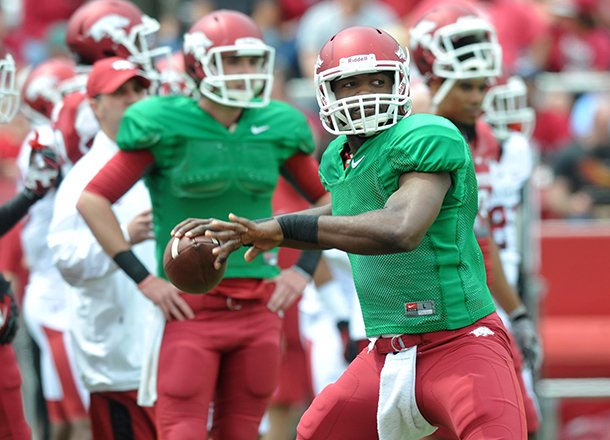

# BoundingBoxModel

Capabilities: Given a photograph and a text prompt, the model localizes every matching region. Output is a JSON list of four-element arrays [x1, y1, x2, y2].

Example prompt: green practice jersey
[[319, 113, 495, 336], [117, 95, 315, 280]]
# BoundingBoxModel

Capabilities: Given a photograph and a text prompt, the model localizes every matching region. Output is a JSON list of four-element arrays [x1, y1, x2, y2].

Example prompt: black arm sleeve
[[0, 191, 39, 238], [294, 249, 322, 277]]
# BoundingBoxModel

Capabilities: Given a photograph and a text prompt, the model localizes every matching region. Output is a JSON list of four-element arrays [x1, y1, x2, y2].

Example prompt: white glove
[[509, 304, 542, 373]]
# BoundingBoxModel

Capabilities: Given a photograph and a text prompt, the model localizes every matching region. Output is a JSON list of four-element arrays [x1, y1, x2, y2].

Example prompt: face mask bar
[[317, 62, 412, 136], [483, 76, 535, 140], [429, 17, 502, 80], [197, 42, 275, 108], [0, 54, 20, 124]]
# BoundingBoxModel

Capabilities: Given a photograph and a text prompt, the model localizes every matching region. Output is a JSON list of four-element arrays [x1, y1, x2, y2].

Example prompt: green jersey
[[319, 113, 495, 336], [117, 95, 315, 279]]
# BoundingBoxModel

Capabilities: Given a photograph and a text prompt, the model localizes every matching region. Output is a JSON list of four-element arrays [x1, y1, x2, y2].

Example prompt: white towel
[[377, 346, 437, 440], [137, 308, 165, 406]]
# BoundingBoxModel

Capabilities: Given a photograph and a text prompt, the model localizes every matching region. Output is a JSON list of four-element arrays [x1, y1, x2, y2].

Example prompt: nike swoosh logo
[[351, 156, 365, 168], [251, 125, 270, 135]]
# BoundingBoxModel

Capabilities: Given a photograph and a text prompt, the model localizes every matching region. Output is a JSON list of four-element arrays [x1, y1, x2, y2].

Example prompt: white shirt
[[48, 130, 160, 392], [489, 132, 534, 287]]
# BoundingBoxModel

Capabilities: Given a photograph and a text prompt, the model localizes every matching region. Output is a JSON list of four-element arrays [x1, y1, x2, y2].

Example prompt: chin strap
[[430, 78, 455, 114]]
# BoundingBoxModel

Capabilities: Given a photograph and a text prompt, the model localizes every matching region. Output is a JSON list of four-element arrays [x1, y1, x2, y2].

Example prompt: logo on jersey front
[[405, 301, 435, 317], [250, 125, 269, 135], [351, 156, 365, 169]]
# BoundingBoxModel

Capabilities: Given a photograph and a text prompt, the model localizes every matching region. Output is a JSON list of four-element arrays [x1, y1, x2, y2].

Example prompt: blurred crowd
[[2, 0, 610, 223]]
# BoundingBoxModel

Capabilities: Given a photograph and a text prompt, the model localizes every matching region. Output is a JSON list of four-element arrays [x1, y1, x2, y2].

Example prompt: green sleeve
[[275, 102, 316, 159]]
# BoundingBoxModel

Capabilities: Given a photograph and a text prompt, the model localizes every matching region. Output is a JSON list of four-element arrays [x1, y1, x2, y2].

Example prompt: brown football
[[162, 235, 226, 294]]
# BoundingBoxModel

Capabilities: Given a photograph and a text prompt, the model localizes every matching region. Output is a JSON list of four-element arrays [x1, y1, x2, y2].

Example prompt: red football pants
[[156, 294, 282, 440], [89, 390, 156, 440], [0, 344, 31, 440], [297, 313, 527, 440]]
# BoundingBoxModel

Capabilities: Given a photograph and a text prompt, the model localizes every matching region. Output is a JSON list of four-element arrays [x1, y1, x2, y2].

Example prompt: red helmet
[[183, 10, 275, 108], [21, 58, 81, 123], [155, 51, 195, 96], [483, 76, 535, 140], [315, 26, 412, 136], [409, 5, 502, 81], [0, 53, 19, 124], [66, 0, 167, 73]]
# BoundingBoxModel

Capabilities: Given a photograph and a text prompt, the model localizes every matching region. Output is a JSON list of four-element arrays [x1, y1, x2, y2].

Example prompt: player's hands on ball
[[172, 214, 284, 269]]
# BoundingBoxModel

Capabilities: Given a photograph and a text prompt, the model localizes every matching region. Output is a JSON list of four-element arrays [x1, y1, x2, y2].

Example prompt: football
[[163, 235, 226, 294]]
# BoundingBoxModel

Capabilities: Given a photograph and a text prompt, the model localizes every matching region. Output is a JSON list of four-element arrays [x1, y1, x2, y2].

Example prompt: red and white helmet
[[315, 26, 412, 136], [155, 51, 195, 97], [483, 76, 535, 141], [183, 10, 275, 108], [21, 58, 83, 123], [0, 53, 19, 124], [66, 0, 167, 74], [410, 6, 502, 107], [410, 6, 501, 80]]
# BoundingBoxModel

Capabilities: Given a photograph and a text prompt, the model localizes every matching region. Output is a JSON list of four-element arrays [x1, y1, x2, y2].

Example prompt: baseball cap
[[86, 57, 151, 98]]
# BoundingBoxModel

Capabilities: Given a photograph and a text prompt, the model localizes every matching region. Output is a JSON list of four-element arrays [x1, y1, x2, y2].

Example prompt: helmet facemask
[[316, 55, 412, 136], [483, 76, 535, 140], [185, 34, 275, 108], [413, 15, 502, 109], [0, 55, 20, 124]]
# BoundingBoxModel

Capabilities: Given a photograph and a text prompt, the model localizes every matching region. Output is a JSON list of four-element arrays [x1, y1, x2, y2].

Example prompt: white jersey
[[489, 132, 533, 287], [17, 125, 70, 331], [48, 130, 160, 392]]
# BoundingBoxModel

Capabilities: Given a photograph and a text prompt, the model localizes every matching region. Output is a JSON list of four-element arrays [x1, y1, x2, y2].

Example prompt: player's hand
[[128, 209, 154, 244], [206, 213, 283, 265], [510, 308, 542, 373], [268, 267, 309, 312], [137, 275, 195, 321], [0, 277, 19, 345], [23, 131, 62, 198]]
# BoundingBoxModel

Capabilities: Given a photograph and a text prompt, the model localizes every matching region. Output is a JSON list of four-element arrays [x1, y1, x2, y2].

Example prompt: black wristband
[[277, 215, 319, 244], [113, 250, 150, 284], [295, 250, 322, 277]]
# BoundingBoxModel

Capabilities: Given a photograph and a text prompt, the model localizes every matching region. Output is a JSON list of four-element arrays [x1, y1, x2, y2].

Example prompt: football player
[[410, 5, 541, 436], [175, 25, 528, 439], [0, 52, 61, 440], [76, 10, 327, 439]]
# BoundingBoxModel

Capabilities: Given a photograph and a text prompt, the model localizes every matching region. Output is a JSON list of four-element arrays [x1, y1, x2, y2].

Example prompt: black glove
[[509, 305, 542, 373], [337, 320, 359, 363], [0, 275, 19, 345], [23, 131, 62, 199]]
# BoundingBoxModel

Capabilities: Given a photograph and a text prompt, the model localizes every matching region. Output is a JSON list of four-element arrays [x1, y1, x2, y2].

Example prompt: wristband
[[509, 304, 529, 322], [113, 250, 150, 284], [294, 250, 322, 278], [277, 215, 319, 244]]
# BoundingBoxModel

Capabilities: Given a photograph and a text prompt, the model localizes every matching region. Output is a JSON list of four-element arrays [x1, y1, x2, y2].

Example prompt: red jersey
[[469, 119, 501, 282]]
